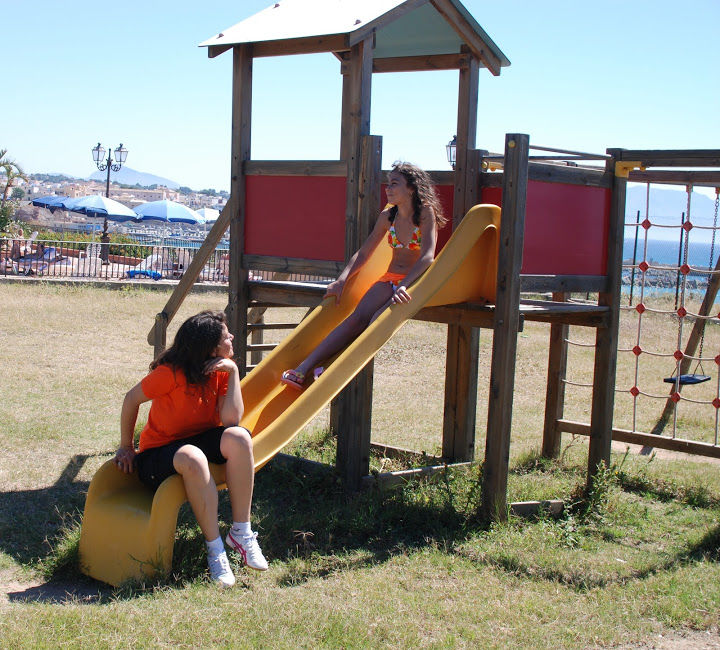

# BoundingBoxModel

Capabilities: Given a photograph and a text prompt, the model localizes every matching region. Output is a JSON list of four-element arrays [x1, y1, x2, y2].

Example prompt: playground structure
[[79, 0, 720, 584], [145, 0, 624, 512]]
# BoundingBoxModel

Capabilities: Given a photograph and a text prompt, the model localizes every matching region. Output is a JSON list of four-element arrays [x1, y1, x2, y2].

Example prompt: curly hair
[[151, 310, 227, 386], [388, 161, 447, 228]]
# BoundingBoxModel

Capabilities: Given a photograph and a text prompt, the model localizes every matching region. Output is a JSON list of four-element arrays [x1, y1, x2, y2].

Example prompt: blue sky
[[5, 0, 719, 191]]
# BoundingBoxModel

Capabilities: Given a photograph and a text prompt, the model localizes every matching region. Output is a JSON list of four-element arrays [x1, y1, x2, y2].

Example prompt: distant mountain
[[626, 185, 716, 226], [87, 166, 180, 190]]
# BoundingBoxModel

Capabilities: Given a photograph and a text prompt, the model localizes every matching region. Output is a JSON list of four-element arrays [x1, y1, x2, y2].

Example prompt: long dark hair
[[151, 310, 226, 386], [388, 162, 447, 228]]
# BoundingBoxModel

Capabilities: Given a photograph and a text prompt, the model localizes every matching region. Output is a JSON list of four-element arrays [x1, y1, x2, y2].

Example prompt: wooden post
[[334, 40, 375, 490], [226, 45, 253, 376], [452, 49, 479, 230], [250, 313, 264, 366], [442, 149, 482, 461], [442, 324, 480, 460], [153, 311, 168, 359], [542, 292, 568, 458], [443, 54, 480, 461], [587, 149, 626, 485], [482, 133, 529, 521]]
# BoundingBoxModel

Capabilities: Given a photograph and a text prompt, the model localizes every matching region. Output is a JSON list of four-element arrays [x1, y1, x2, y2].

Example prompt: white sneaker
[[226, 530, 269, 571], [207, 550, 236, 587]]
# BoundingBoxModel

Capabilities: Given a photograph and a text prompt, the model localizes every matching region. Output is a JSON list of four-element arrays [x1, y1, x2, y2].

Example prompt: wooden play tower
[[147, 0, 629, 519]]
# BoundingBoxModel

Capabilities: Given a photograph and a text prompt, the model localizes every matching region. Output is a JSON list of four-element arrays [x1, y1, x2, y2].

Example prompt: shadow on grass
[[0, 453, 109, 604]]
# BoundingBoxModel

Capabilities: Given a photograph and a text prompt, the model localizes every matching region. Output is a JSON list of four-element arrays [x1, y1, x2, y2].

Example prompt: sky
[[4, 0, 719, 192]]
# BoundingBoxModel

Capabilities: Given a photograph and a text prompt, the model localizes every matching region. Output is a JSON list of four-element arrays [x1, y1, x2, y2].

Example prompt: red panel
[[245, 176, 346, 261], [380, 183, 454, 254], [481, 181, 611, 276]]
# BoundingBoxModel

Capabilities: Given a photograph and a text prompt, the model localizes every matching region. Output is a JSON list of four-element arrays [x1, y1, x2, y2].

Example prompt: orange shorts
[[377, 271, 405, 287]]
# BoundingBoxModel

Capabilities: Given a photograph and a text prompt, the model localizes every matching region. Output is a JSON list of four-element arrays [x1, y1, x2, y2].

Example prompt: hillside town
[[4, 171, 228, 234]]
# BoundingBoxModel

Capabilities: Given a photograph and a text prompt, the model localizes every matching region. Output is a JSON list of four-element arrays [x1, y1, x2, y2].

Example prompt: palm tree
[[0, 149, 28, 209]]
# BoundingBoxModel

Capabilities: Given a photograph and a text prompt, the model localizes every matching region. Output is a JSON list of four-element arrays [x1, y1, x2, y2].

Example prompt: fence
[[0, 236, 329, 285]]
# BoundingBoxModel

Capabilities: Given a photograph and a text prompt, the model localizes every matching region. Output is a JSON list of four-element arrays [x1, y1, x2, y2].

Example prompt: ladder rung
[[247, 322, 297, 331], [247, 343, 277, 351]]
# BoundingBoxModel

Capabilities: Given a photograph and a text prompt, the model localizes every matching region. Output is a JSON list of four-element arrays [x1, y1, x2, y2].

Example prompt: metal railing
[[0, 237, 331, 285]]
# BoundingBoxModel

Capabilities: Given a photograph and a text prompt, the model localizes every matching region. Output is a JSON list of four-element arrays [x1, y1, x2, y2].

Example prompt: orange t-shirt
[[138, 364, 229, 452]]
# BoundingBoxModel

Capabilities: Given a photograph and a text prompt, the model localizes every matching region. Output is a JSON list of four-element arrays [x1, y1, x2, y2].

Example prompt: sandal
[[281, 369, 306, 391]]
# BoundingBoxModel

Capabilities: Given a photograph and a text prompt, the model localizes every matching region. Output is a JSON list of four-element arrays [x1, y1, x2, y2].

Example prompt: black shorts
[[135, 426, 232, 491]]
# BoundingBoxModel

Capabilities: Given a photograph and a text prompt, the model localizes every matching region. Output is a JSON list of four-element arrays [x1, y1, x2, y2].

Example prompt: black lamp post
[[446, 135, 457, 170], [91, 142, 128, 263]]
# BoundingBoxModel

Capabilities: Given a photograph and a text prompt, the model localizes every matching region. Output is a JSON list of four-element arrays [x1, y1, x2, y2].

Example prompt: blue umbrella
[[31, 195, 70, 212], [60, 194, 137, 222], [133, 199, 204, 224]]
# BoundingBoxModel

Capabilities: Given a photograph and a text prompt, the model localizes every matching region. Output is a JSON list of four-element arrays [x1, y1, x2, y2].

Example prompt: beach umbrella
[[31, 195, 70, 211], [196, 207, 220, 224], [62, 194, 137, 222], [133, 199, 203, 224]]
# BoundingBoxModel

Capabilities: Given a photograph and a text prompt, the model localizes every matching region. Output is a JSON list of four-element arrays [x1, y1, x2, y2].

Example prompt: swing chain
[[697, 188, 720, 365]]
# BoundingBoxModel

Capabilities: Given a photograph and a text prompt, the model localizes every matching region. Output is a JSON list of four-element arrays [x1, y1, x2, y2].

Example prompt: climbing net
[[564, 183, 720, 447]]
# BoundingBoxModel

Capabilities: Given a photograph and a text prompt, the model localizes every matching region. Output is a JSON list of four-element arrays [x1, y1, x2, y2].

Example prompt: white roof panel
[[199, 0, 510, 69], [200, 0, 407, 49]]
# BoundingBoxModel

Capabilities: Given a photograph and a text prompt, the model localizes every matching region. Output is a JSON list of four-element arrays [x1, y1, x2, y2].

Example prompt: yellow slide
[[244, 203, 500, 468], [79, 204, 499, 586]]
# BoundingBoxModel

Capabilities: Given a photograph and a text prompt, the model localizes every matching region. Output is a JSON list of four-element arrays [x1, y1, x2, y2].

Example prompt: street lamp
[[91, 143, 128, 263], [446, 135, 457, 170]]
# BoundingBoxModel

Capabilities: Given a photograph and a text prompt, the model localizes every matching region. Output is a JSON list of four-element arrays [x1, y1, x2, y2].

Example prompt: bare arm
[[207, 358, 244, 426], [324, 210, 391, 303], [115, 382, 150, 473]]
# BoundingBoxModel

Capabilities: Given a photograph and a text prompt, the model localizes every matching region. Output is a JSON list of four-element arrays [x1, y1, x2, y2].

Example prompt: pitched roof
[[200, 0, 509, 74]]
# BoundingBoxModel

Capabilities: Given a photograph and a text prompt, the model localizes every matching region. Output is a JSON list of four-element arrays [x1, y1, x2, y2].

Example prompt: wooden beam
[[227, 45, 253, 377], [614, 149, 720, 167], [243, 254, 342, 277], [370, 53, 468, 73], [587, 149, 626, 486], [429, 0, 502, 75], [249, 282, 326, 308], [558, 419, 720, 460], [361, 462, 474, 489], [627, 170, 720, 187], [251, 34, 350, 58], [482, 164, 612, 189], [520, 274, 607, 294], [244, 160, 347, 177], [207, 44, 233, 59], [482, 134, 529, 521], [542, 293, 569, 458]]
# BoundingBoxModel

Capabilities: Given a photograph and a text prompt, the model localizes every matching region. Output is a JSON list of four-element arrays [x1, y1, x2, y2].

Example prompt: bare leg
[[220, 426, 255, 523], [173, 444, 220, 542], [295, 282, 394, 376]]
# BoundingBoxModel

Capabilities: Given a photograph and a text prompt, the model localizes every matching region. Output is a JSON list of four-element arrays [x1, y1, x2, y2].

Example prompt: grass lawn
[[1, 281, 719, 648]]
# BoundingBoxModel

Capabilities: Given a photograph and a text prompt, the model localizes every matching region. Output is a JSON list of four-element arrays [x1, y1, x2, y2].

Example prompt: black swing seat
[[663, 374, 712, 385]]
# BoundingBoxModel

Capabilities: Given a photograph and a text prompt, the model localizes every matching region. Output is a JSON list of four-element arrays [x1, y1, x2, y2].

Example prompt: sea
[[623, 237, 718, 269]]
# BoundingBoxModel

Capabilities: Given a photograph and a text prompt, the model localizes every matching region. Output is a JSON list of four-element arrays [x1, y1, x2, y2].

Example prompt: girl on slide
[[114, 310, 267, 587], [281, 161, 446, 390]]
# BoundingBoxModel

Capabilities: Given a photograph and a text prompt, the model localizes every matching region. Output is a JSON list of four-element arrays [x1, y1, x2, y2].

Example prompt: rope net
[[563, 183, 720, 446]]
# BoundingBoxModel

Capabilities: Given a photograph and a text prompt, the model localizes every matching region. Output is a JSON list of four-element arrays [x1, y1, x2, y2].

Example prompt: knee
[[345, 312, 369, 334], [173, 444, 209, 476], [220, 426, 253, 459]]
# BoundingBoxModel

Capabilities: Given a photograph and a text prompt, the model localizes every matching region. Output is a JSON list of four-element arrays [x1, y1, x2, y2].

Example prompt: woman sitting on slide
[[114, 310, 267, 587], [281, 161, 446, 390]]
